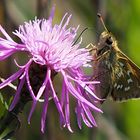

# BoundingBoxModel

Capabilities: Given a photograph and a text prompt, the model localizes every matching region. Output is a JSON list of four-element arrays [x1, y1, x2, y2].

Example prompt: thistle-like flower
[[0, 7, 102, 133]]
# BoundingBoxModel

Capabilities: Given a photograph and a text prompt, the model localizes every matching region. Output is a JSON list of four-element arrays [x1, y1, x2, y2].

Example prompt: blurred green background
[[0, 0, 140, 140]]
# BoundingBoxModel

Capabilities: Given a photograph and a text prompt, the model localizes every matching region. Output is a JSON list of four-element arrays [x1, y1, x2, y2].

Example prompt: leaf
[[0, 92, 13, 111], [0, 93, 4, 104]]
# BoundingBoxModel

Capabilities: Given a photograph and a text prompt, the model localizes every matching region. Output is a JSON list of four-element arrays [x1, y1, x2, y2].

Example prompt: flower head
[[0, 7, 102, 133]]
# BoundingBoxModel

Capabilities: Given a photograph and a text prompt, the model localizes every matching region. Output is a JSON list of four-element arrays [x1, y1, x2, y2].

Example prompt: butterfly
[[91, 13, 140, 101]]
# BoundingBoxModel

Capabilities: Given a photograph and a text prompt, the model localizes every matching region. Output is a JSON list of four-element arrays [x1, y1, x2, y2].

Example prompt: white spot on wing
[[116, 84, 123, 90], [127, 78, 133, 84], [127, 70, 131, 76], [114, 83, 117, 88], [117, 85, 120, 90], [124, 86, 130, 91], [105, 60, 112, 69], [117, 71, 123, 77], [108, 63, 111, 69], [120, 84, 123, 89], [119, 62, 124, 67]]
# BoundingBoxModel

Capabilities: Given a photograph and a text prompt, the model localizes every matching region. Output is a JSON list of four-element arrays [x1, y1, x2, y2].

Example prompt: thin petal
[[62, 15, 72, 30], [48, 68, 65, 126], [65, 85, 73, 132], [0, 68, 24, 89], [0, 25, 14, 42], [41, 85, 49, 133], [25, 61, 36, 100], [0, 77, 16, 90], [59, 13, 68, 28], [66, 74, 102, 101], [61, 70, 102, 113], [76, 101, 92, 127], [9, 75, 26, 111], [28, 101, 37, 123], [49, 5, 55, 21], [60, 79, 66, 107], [75, 102, 82, 129], [82, 104, 97, 126], [36, 68, 48, 100], [81, 108, 92, 127], [0, 50, 15, 60], [28, 68, 49, 125]]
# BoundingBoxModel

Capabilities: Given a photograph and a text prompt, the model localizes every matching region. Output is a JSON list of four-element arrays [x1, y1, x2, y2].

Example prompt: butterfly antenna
[[72, 27, 88, 46], [97, 13, 109, 32]]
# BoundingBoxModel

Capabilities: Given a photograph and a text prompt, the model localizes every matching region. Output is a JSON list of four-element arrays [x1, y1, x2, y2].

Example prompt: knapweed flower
[[0, 7, 102, 133]]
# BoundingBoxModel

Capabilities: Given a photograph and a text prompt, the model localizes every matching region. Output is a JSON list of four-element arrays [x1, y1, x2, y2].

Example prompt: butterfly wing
[[111, 51, 140, 101], [92, 50, 112, 100]]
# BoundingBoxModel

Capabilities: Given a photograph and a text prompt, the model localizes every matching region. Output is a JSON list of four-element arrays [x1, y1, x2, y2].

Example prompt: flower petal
[[61, 70, 102, 113], [0, 25, 14, 42], [41, 85, 49, 133], [82, 104, 97, 126], [36, 68, 49, 100], [25, 61, 36, 100], [9, 75, 26, 111], [0, 68, 24, 89], [48, 69, 65, 126], [65, 83, 73, 132]]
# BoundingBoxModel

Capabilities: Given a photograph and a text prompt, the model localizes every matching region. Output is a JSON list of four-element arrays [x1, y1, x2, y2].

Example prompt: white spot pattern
[[119, 62, 124, 67], [127, 78, 133, 84], [117, 71, 123, 77], [116, 84, 123, 90], [127, 70, 131, 76], [114, 83, 117, 88], [124, 86, 130, 91], [105, 60, 112, 69]]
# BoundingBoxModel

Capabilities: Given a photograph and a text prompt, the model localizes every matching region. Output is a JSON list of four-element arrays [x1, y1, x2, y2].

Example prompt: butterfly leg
[[91, 50, 111, 62], [86, 43, 97, 52]]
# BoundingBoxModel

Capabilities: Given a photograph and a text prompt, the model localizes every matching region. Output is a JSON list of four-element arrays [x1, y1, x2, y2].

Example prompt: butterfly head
[[99, 31, 113, 45], [97, 14, 118, 52], [98, 31, 116, 48]]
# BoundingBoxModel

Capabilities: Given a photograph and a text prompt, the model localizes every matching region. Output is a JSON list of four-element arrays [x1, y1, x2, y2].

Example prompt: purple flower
[[0, 7, 102, 133]]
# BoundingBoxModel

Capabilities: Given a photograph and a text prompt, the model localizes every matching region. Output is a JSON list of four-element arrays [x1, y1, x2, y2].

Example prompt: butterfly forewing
[[111, 51, 140, 101], [92, 53, 111, 100]]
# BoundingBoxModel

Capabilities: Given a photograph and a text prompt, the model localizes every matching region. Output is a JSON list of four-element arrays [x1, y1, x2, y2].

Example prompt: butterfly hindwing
[[111, 51, 140, 101]]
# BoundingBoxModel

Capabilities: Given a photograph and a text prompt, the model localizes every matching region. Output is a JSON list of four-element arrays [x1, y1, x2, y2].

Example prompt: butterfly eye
[[106, 36, 113, 45]]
